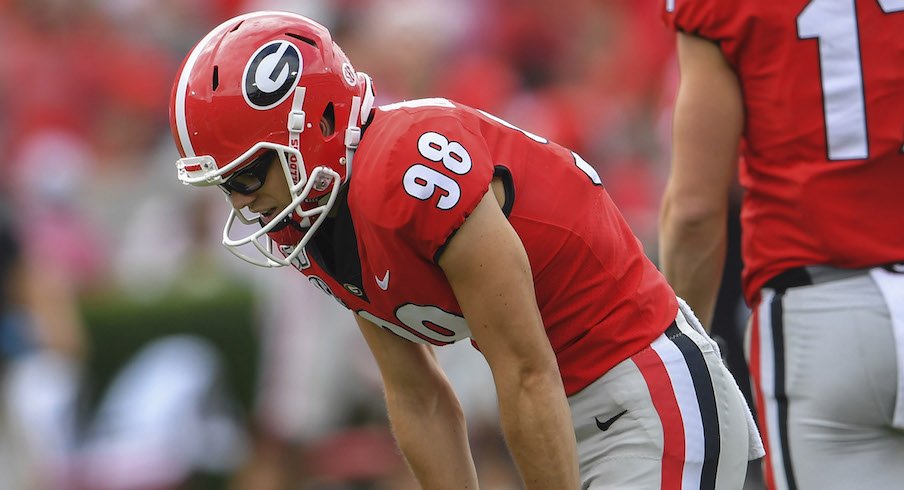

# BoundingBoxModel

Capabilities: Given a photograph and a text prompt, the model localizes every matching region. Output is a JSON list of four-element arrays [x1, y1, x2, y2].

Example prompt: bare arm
[[659, 32, 744, 329], [439, 184, 579, 489], [354, 313, 479, 489]]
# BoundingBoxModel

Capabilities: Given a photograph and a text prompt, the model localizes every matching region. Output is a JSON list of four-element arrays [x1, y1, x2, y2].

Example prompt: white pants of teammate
[[569, 300, 764, 489], [748, 266, 904, 490]]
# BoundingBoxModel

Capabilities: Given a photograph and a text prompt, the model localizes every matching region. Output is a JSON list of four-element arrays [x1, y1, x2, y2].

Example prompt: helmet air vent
[[212, 66, 219, 91], [285, 33, 317, 48], [321, 103, 335, 137]]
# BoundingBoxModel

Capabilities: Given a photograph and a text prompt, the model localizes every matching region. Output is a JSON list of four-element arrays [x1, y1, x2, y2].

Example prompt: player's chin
[[259, 209, 278, 224]]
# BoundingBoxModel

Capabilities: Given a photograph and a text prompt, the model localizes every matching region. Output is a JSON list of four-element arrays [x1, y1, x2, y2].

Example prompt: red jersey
[[663, 0, 904, 304], [292, 98, 677, 395]]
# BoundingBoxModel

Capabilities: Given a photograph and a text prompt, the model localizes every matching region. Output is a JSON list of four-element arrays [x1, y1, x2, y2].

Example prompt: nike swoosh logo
[[594, 409, 628, 432], [375, 270, 390, 290]]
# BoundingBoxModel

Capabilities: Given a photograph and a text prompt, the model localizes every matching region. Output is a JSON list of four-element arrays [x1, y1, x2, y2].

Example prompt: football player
[[659, 1, 904, 489], [169, 11, 762, 489]]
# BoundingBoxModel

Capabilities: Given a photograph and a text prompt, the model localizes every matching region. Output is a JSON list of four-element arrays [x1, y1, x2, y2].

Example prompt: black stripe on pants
[[666, 323, 721, 489], [770, 291, 798, 490]]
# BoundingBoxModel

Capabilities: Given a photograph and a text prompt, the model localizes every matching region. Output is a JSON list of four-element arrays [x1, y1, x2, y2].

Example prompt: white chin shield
[[176, 141, 341, 268], [222, 160, 341, 268]]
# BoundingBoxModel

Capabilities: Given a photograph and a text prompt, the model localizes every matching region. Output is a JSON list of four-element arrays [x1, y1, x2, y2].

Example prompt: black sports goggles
[[220, 151, 276, 195]]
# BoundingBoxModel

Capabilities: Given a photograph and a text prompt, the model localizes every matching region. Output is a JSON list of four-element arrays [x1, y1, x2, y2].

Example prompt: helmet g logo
[[243, 40, 302, 110]]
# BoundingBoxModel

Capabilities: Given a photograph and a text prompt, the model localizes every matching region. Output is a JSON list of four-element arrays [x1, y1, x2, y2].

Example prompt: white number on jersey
[[358, 305, 471, 345], [417, 131, 472, 175], [403, 132, 473, 210], [797, 0, 904, 160], [403, 164, 461, 210]]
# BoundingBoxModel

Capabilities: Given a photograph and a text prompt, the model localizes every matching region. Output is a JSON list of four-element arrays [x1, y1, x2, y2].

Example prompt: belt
[[764, 262, 904, 291]]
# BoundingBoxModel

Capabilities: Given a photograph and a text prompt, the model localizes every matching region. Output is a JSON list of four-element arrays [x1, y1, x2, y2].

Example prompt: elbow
[[507, 359, 565, 397], [660, 193, 727, 234], [387, 374, 466, 422]]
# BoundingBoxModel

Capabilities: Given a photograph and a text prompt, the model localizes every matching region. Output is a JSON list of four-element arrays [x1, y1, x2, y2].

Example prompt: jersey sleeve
[[661, 0, 747, 66], [353, 107, 494, 263]]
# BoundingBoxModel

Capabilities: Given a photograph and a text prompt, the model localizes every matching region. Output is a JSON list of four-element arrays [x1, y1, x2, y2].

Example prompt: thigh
[[569, 315, 752, 489], [749, 273, 904, 490]]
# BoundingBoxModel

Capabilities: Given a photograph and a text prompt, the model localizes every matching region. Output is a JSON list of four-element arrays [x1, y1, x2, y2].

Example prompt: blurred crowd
[[0, 0, 682, 489]]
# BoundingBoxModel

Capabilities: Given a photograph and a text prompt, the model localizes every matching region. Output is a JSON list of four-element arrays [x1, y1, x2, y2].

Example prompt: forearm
[[659, 198, 727, 328], [385, 380, 479, 489], [495, 369, 579, 489], [356, 315, 479, 488], [660, 32, 743, 329]]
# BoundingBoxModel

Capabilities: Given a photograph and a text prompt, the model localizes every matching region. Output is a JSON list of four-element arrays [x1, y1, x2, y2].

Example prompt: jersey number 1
[[797, 0, 904, 160]]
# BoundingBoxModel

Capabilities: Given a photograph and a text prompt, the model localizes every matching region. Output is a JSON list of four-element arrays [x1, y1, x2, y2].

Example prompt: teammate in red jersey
[[169, 11, 762, 489], [659, 1, 904, 488]]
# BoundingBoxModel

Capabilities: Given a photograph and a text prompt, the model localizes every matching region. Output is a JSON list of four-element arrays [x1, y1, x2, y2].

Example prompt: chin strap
[[287, 86, 308, 186], [343, 72, 375, 184], [288, 86, 307, 164], [344, 95, 362, 183]]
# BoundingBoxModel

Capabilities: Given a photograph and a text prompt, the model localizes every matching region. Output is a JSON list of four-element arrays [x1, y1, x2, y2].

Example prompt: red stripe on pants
[[634, 346, 685, 490], [750, 307, 775, 490]]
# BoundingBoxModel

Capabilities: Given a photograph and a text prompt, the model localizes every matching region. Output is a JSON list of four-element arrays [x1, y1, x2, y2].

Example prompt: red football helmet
[[169, 11, 374, 267]]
